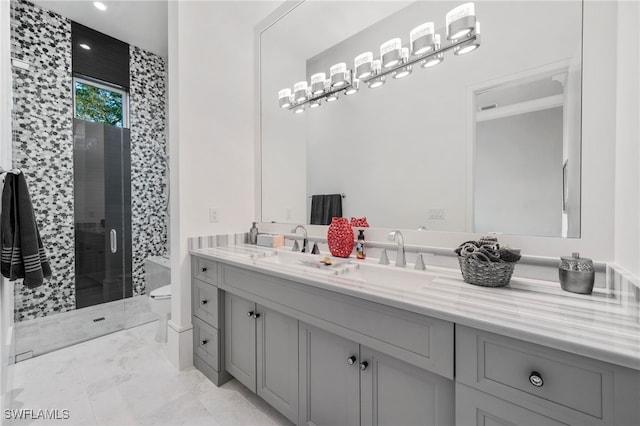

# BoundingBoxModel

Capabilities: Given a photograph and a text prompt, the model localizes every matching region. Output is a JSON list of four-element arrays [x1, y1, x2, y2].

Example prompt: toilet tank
[[144, 255, 171, 294]]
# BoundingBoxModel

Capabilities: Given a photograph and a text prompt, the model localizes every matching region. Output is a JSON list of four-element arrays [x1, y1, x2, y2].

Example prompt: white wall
[[0, 0, 14, 418], [614, 0, 640, 278], [168, 1, 280, 369]]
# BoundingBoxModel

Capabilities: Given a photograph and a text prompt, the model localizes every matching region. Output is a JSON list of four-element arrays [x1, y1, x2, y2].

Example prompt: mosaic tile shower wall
[[130, 46, 168, 296], [11, 0, 167, 321], [11, 0, 75, 322]]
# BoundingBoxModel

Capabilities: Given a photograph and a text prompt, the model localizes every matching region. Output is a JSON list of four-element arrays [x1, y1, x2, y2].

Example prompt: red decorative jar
[[327, 217, 354, 258]]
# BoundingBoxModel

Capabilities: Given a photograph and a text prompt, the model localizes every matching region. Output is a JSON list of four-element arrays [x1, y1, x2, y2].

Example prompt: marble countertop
[[191, 245, 640, 371]]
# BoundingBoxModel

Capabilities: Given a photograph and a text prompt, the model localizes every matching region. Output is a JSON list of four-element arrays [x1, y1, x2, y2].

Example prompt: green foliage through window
[[75, 81, 124, 127]]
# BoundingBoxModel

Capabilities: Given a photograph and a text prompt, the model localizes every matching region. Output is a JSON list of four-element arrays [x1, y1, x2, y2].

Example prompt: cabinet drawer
[[193, 317, 220, 371], [456, 383, 569, 426], [456, 325, 614, 424], [193, 257, 218, 284], [192, 279, 219, 327]]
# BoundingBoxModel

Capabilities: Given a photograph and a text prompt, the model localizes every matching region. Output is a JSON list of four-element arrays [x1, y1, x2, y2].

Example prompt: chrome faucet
[[291, 225, 309, 253], [388, 230, 406, 267]]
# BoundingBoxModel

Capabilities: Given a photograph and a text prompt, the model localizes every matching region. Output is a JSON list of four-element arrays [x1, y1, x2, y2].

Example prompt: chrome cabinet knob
[[247, 311, 254, 317], [359, 361, 368, 371], [200, 300, 208, 305], [253, 312, 261, 319], [529, 371, 543, 387], [201, 267, 207, 272], [347, 356, 357, 365], [201, 339, 208, 345]]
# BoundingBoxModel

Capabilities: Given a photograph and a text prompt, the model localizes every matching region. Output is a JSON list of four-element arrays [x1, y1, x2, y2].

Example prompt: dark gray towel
[[1, 173, 51, 288], [310, 194, 343, 225]]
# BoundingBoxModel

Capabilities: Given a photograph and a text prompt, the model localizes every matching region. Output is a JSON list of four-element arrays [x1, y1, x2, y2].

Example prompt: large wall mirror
[[260, 0, 583, 238]]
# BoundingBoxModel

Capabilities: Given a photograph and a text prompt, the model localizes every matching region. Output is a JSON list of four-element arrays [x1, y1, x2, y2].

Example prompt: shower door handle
[[110, 229, 117, 254]]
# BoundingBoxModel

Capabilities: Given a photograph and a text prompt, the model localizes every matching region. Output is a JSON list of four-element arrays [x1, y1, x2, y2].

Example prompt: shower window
[[73, 76, 129, 128]]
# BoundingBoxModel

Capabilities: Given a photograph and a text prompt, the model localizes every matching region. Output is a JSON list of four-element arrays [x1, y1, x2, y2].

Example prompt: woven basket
[[457, 252, 516, 287]]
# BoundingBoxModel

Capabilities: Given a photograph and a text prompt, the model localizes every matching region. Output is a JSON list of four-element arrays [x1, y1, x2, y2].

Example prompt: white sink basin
[[332, 262, 439, 291], [258, 251, 357, 276], [209, 245, 277, 259]]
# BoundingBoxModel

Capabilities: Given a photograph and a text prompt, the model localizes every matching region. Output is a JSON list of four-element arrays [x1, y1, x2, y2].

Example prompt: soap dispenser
[[249, 222, 258, 245], [356, 230, 366, 260]]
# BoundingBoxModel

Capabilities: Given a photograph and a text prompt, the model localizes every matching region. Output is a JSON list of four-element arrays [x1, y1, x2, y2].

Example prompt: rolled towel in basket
[[499, 247, 521, 262], [454, 240, 482, 256]]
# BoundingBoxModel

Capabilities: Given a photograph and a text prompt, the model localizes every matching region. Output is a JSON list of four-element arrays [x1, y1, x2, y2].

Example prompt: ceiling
[[31, 0, 168, 58]]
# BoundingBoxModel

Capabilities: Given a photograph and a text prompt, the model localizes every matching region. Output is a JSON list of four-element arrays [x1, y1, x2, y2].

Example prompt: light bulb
[[310, 73, 326, 95], [380, 38, 402, 68], [410, 22, 435, 56], [330, 63, 349, 88], [293, 81, 309, 103], [354, 52, 373, 79], [278, 88, 292, 109], [446, 2, 476, 40]]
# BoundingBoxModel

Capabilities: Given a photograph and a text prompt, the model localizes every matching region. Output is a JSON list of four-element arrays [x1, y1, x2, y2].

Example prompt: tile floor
[[9, 322, 292, 426]]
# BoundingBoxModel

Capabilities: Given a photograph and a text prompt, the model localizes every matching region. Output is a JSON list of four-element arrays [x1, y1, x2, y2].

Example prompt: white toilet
[[145, 256, 171, 342], [149, 284, 171, 342]]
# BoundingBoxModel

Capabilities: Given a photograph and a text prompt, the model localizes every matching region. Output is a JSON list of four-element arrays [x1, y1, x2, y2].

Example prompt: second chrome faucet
[[291, 225, 309, 253], [388, 230, 406, 267]]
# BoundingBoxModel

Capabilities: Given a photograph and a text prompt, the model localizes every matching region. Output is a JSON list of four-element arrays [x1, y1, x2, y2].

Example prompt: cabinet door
[[224, 292, 256, 392], [256, 305, 299, 424], [456, 383, 569, 426], [299, 323, 360, 426], [360, 346, 454, 426]]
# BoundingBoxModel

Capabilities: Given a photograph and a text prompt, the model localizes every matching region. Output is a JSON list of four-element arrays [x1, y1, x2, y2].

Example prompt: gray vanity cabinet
[[456, 325, 640, 426], [299, 323, 455, 426], [191, 257, 231, 386], [256, 306, 299, 424], [298, 323, 360, 426], [224, 292, 299, 424], [224, 292, 257, 391], [456, 383, 568, 426], [360, 346, 454, 426]]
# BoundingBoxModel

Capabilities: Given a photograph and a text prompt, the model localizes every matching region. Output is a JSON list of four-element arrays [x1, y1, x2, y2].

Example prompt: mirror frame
[[255, 0, 616, 261]]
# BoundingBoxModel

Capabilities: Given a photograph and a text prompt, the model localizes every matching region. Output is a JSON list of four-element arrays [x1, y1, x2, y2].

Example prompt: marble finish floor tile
[[9, 322, 293, 426]]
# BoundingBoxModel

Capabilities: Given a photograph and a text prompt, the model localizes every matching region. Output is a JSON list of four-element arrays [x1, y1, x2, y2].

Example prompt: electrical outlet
[[428, 208, 445, 220], [209, 208, 219, 223]]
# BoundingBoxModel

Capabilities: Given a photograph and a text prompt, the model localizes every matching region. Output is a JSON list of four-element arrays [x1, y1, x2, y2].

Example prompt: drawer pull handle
[[347, 356, 357, 365], [201, 339, 208, 345], [201, 267, 207, 272], [201, 300, 208, 305], [529, 371, 544, 387], [359, 361, 368, 371]]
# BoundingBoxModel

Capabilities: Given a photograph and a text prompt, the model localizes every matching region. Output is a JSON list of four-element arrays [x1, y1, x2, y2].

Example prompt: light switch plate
[[209, 208, 219, 223], [428, 208, 445, 220]]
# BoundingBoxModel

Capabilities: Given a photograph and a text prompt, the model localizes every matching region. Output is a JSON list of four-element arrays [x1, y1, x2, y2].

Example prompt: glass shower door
[[72, 119, 131, 332]]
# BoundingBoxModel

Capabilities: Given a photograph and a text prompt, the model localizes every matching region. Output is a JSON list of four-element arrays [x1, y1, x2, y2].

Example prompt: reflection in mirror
[[260, 1, 582, 238]]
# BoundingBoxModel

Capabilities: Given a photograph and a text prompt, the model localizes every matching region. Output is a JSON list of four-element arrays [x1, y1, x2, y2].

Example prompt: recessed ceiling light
[[93, 2, 107, 12], [79, 43, 91, 50]]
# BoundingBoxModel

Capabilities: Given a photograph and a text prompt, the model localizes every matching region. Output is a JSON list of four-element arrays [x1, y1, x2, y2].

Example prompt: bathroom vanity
[[190, 245, 639, 426]]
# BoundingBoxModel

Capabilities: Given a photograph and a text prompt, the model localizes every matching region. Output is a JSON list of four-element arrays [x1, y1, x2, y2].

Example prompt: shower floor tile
[[8, 322, 292, 426], [13, 296, 157, 359]]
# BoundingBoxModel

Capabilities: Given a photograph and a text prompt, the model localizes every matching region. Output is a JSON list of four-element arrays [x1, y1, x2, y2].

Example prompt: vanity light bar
[[279, 2, 480, 113]]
